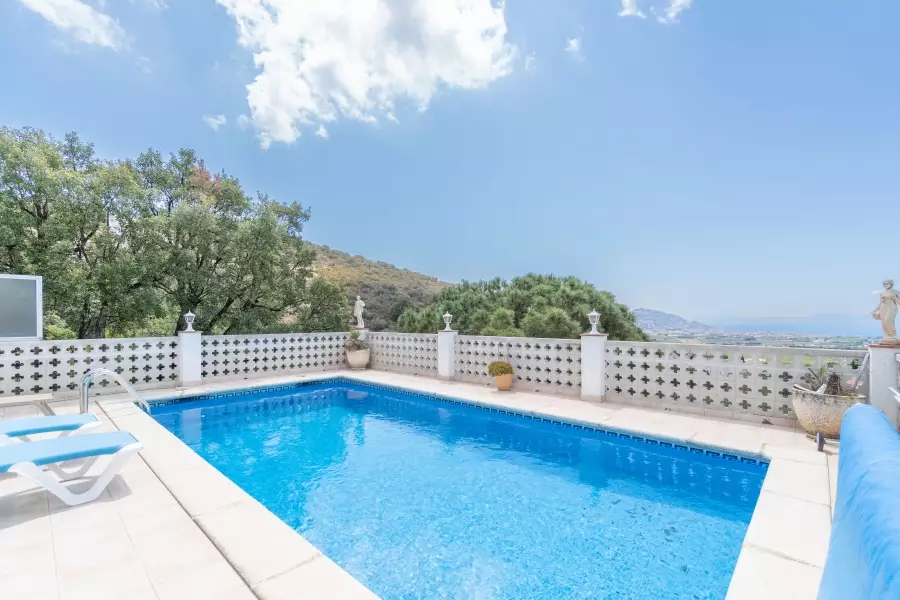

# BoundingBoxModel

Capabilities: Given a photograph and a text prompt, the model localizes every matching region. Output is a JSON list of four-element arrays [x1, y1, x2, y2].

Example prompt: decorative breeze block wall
[[201, 333, 349, 382], [0, 337, 179, 397], [604, 342, 867, 423], [367, 333, 438, 376], [455, 336, 582, 396]]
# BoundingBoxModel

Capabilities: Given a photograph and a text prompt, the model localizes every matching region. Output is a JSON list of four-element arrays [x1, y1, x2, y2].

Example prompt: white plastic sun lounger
[[0, 393, 56, 416], [0, 414, 101, 445], [0, 432, 143, 506]]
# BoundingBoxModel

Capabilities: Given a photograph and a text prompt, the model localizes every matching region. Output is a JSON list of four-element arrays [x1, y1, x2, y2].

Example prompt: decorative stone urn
[[346, 348, 370, 370], [791, 385, 864, 439]]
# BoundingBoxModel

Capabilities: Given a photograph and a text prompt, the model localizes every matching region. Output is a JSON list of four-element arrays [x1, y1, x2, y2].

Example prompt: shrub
[[344, 330, 370, 352], [488, 361, 513, 376]]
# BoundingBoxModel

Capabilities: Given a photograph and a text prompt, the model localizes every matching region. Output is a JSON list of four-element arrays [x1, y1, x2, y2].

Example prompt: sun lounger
[[0, 432, 143, 506], [0, 414, 101, 444], [0, 393, 56, 416]]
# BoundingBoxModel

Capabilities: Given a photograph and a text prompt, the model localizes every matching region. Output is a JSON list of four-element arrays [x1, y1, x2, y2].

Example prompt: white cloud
[[202, 114, 228, 131], [618, 0, 645, 19], [565, 37, 583, 61], [216, 0, 516, 147], [524, 52, 536, 72], [236, 114, 252, 130], [315, 125, 329, 139], [19, 0, 128, 49], [656, 0, 693, 24], [136, 56, 152, 74]]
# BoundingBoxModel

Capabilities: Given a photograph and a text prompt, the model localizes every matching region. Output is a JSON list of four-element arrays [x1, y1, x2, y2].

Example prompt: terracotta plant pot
[[346, 349, 370, 370], [494, 373, 513, 391], [791, 385, 864, 439]]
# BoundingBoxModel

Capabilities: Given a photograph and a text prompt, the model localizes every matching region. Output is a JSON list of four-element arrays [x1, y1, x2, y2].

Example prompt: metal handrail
[[79, 368, 151, 414]]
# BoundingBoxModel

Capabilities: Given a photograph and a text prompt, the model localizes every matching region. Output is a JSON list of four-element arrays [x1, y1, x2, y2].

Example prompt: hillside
[[633, 308, 713, 333], [312, 244, 449, 331]]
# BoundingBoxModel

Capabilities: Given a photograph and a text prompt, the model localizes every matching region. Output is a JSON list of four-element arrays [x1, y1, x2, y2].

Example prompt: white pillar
[[438, 330, 457, 380], [580, 332, 608, 401], [178, 331, 203, 387], [868, 343, 900, 429]]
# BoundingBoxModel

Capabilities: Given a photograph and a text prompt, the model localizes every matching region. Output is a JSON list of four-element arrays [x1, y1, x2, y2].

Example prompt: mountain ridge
[[633, 308, 713, 333], [311, 244, 449, 331]]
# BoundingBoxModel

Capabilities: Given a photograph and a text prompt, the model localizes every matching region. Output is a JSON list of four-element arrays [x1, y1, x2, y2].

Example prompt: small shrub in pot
[[488, 361, 514, 391]]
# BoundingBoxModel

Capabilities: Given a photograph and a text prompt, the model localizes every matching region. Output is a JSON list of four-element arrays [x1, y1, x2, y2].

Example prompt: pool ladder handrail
[[79, 368, 151, 414]]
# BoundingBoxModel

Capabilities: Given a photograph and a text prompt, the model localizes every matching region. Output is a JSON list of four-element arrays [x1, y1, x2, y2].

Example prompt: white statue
[[872, 279, 899, 344], [353, 295, 366, 329]]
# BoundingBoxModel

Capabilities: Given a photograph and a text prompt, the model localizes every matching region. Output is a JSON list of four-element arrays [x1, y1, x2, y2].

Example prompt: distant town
[[634, 308, 875, 350]]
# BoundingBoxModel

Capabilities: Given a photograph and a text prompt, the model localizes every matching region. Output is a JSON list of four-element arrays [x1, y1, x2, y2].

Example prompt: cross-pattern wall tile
[[368, 333, 438, 376], [201, 333, 349, 382], [603, 342, 867, 422], [455, 336, 581, 396], [0, 337, 180, 397]]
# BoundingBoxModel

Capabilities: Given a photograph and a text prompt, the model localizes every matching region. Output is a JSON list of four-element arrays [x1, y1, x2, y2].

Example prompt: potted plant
[[488, 361, 514, 391], [792, 366, 865, 441], [344, 331, 370, 370]]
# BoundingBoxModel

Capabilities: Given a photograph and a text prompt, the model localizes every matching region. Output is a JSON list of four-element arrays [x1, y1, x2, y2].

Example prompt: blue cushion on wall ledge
[[819, 404, 900, 600]]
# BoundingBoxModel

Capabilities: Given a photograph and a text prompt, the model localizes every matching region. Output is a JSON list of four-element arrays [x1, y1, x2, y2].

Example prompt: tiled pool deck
[[0, 370, 837, 599]]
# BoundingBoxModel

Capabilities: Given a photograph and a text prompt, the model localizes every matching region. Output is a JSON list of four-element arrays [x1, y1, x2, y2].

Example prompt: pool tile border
[[150, 376, 769, 467]]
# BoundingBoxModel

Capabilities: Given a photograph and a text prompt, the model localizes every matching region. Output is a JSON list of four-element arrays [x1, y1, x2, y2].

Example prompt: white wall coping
[[606, 339, 868, 357]]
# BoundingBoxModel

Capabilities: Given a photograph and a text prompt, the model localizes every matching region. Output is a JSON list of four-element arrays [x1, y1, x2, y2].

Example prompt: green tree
[[0, 127, 350, 338], [130, 149, 331, 335], [290, 278, 352, 333], [399, 274, 646, 341], [481, 307, 523, 337], [521, 307, 581, 339], [397, 304, 444, 333], [0, 127, 162, 338]]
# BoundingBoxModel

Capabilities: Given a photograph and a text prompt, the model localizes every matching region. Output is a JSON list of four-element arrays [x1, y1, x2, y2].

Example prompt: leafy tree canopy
[[0, 126, 349, 338], [398, 274, 647, 341]]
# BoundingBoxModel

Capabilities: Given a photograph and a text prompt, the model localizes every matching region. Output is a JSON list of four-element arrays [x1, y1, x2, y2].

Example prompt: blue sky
[[1, 0, 898, 328]]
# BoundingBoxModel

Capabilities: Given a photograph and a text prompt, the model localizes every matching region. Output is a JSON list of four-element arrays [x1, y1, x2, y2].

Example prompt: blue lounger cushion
[[0, 414, 99, 437], [0, 431, 138, 473], [819, 404, 900, 599]]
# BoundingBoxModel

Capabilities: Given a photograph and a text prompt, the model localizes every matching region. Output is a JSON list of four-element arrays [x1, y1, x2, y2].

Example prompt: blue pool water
[[153, 380, 766, 599]]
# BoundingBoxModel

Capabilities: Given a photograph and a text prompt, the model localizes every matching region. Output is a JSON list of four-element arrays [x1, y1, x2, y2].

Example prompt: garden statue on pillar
[[871, 279, 899, 345], [353, 295, 366, 329]]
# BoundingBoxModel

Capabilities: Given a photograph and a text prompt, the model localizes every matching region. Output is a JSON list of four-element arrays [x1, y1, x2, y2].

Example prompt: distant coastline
[[636, 309, 879, 350]]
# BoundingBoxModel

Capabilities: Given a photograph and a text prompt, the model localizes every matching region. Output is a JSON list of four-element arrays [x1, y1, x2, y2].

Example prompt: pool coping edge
[[105, 370, 832, 600]]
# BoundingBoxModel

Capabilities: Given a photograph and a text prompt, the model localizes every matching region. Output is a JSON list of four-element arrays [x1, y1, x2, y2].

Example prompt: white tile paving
[[0, 401, 255, 600]]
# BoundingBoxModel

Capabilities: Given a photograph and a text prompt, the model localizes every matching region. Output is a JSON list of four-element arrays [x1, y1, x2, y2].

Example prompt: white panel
[[604, 341, 868, 423], [455, 335, 581, 396], [200, 332, 349, 382], [0, 337, 179, 398], [367, 333, 438, 376]]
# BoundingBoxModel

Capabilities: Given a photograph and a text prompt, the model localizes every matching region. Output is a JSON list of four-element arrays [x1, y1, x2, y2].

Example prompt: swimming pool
[[153, 379, 767, 599]]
